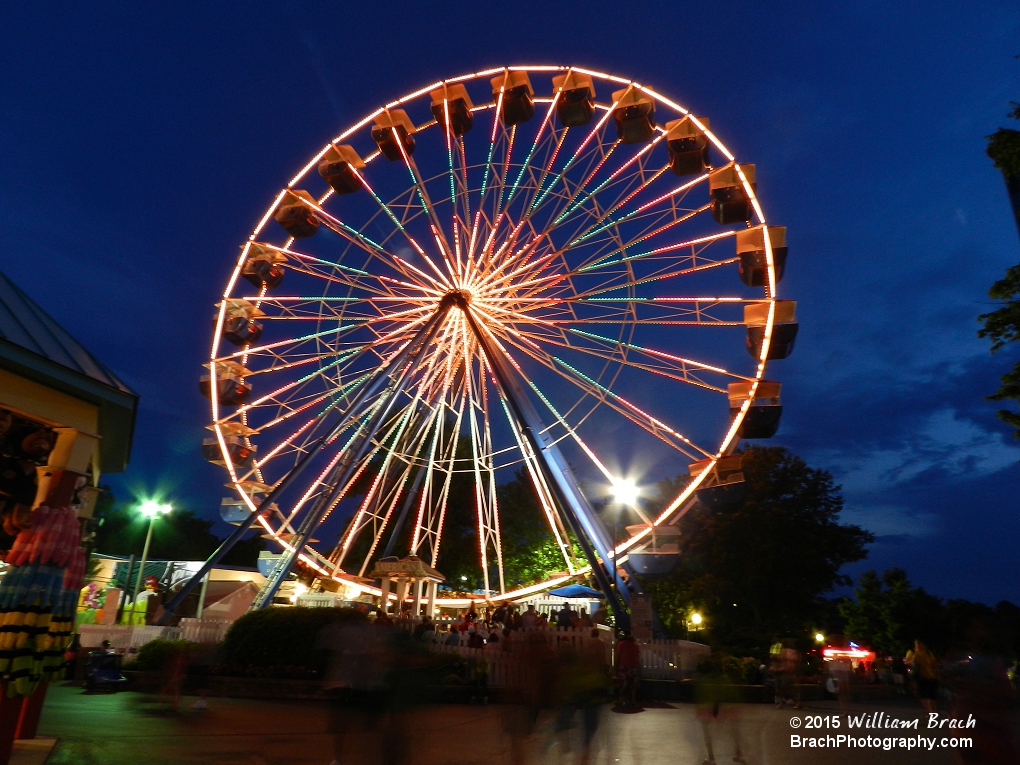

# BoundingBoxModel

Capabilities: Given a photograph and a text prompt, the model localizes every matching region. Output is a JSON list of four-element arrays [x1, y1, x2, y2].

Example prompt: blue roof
[[0, 269, 132, 394]]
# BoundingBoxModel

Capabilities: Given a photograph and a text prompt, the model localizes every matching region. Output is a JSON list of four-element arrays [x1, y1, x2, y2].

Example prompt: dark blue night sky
[[2, 3, 1018, 601]]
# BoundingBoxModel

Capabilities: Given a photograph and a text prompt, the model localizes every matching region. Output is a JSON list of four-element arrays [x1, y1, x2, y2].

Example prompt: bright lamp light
[[815, 632, 825, 643], [139, 500, 172, 518], [611, 478, 639, 507], [691, 612, 703, 625]]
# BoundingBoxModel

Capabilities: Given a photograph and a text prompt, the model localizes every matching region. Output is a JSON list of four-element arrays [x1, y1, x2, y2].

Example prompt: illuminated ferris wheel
[[189, 66, 796, 619]]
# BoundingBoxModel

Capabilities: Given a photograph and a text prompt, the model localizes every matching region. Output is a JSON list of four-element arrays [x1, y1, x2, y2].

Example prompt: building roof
[[0, 270, 133, 393], [0, 269, 138, 472]]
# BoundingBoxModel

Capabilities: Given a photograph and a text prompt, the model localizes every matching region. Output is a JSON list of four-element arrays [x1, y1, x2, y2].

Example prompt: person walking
[[906, 640, 939, 714], [614, 631, 640, 708]]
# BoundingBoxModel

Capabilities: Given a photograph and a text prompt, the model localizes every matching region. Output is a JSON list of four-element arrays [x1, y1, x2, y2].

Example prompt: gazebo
[[368, 555, 445, 619]]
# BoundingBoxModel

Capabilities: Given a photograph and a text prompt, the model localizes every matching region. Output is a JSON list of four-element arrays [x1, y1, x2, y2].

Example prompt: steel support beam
[[458, 296, 632, 629]]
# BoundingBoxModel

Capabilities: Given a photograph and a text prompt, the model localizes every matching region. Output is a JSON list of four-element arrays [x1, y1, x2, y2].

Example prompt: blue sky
[[2, 2, 1018, 601]]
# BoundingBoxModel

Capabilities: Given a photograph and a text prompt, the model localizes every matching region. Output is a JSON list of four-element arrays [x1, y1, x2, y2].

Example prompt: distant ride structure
[[176, 66, 796, 624]]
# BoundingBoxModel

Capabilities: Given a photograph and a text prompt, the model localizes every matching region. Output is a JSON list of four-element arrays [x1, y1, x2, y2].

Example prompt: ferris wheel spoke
[[513, 326, 735, 393], [505, 222, 732, 305], [306, 195, 453, 292], [411, 380, 468, 566], [243, 242, 415, 300], [392, 133, 462, 281], [491, 331, 712, 460], [566, 171, 708, 248]]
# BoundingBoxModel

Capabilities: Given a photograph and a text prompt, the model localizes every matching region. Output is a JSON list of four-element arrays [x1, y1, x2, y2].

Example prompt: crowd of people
[[317, 602, 632, 765], [403, 601, 609, 651]]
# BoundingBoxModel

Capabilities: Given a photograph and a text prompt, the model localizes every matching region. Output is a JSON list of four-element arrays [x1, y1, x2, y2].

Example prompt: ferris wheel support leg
[[157, 304, 453, 624], [460, 300, 632, 631], [249, 302, 455, 611], [379, 457, 428, 559]]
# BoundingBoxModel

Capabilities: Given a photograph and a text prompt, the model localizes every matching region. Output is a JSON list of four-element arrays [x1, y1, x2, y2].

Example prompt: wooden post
[[15, 682, 48, 740], [0, 685, 23, 764], [379, 577, 391, 613]]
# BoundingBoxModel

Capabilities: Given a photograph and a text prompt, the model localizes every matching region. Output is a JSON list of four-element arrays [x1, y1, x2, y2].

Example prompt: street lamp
[[610, 478, 639, 508], [131, 500, 172, 608], [815, 632, 826, 644]]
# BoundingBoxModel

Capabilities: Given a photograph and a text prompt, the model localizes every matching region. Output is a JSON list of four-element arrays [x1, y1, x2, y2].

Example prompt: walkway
[[38, 683, 978, 764]]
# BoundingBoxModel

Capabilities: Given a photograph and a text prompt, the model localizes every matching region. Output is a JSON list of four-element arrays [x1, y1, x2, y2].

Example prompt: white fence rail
[[78, 618, 233, 652]]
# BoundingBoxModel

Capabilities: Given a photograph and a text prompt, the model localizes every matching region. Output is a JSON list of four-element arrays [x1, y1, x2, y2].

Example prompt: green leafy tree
[[641, 446, 872, 653], [980, 98, 1020, 438], [840, 568, 945, 655], [978, 263, 1020, 438], [497, 470, 573, 587], [839, 569, 1020, 657]]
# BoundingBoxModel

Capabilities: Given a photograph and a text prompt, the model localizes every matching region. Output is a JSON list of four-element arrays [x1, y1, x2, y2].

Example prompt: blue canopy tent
[[547, 584, 605, 599]]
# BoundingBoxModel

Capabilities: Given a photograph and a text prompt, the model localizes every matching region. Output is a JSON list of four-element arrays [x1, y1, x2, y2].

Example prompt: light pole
[[131, 500, 172, 610]]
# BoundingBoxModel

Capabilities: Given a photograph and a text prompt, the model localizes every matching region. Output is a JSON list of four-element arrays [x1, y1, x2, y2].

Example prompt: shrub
[[217, 607, 367, 676], [126, 639, 198, 672]]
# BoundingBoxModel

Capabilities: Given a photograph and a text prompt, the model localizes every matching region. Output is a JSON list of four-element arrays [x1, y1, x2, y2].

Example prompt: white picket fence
[[78, 618, 232, 651], [639, 639, 711, 680], [418, 626, 708, 684]]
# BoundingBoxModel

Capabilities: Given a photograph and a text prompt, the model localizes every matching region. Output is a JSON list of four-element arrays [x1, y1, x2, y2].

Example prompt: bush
[[696, 652, 761, 684], [217, 607, 367, 676], [125, 639, 198, 672]]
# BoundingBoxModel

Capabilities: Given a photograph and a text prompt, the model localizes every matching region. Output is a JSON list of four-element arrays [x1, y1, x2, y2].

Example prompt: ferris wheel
[[178, 66, 796, 621]]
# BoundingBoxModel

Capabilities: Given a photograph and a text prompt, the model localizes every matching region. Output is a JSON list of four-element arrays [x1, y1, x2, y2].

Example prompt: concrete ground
[[36, 683, 1004, 765]]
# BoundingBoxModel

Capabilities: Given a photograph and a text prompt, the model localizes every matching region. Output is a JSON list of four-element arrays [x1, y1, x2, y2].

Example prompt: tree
[[839, 568, 945, 655], [839, 568, 1020, 658], [496, 470, 573, 587], [986, 102, 1020, 236], [641, 446, 872, 653], [980, 99, 1020, 439], [978, 263, 1020, 439]]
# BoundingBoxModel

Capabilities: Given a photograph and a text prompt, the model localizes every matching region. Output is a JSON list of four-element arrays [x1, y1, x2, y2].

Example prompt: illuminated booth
[[0, 270, 137, 758]]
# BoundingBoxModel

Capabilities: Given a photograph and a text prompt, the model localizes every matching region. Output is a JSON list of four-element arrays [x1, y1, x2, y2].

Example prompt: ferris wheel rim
[[205, 64, 784, 605]]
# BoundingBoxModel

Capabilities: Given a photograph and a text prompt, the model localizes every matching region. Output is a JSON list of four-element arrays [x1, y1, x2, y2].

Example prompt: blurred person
[[521, 604, 538, 629], [942, 619, 1018, 765], [614, 631, 640, 708], [486, 631, 502, 652], [695, 669, 746, 765], [578, 608, 593, 629], [892, 654, 908, 694], [412, 614, 432, 639], [468, 625, 485, 649], [317, 613, 394, 765], [769, 640, 799, 709], [556, 602, 575, 629], [827, 654, 852, 714], [591, 603, 608, 626], [906, 640, 940, 714], [536, 611, 549, 629]]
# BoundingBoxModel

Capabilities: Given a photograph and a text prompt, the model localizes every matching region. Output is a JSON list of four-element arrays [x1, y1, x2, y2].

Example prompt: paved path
[[37, 683, 990, 764]]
